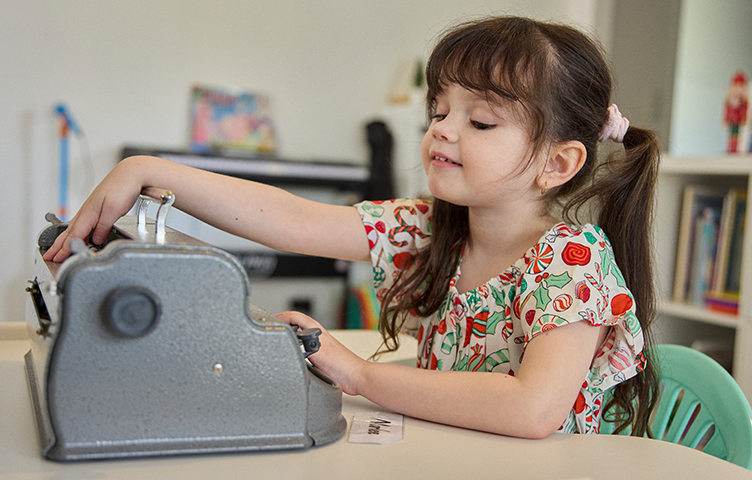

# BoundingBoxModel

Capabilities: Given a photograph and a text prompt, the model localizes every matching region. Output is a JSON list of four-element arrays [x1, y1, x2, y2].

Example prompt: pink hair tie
[[599, 104, 630, 143]]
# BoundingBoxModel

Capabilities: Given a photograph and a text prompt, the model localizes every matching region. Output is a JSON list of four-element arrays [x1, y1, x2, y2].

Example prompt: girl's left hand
[[276, 311, 367, 396]]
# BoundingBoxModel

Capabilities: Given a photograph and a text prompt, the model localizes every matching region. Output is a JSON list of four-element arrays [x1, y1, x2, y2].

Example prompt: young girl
[[44, 16, 660, 439]]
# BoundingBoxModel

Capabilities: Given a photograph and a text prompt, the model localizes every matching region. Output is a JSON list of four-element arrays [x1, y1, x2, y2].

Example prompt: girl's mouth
[[431, 154, 461, 166]]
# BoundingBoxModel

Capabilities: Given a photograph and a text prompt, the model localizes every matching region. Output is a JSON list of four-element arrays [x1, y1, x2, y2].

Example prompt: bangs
[[425, 17, 553, 146]]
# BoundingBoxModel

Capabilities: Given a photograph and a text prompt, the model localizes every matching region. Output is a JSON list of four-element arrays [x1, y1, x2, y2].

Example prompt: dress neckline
[[449, 221, 578, 299]]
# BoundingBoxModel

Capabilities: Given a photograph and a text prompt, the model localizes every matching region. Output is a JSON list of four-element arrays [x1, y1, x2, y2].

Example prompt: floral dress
[[356, 198, 646, 434]]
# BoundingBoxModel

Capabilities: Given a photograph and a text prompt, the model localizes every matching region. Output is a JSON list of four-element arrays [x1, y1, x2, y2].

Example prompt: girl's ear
[[537, 141, 587, 190]]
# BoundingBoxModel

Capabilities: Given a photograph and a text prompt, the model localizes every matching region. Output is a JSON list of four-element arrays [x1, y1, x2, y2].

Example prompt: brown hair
[[377, 16, 660, 436]]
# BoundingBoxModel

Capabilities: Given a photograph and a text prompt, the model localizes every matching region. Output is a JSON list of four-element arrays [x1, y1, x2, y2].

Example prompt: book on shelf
[[688, 206, 719, 305], [673, 185, 746, 314]]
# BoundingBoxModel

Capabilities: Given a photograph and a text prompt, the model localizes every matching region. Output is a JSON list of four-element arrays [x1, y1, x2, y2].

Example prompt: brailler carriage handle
[[136, 190, 175, 243]]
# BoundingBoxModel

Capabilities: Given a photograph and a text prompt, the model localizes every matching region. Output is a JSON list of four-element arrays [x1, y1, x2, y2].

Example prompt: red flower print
[[561, 242, 591, 266], [392, 252, 414, 270], [611, 293, 634, 316], [574, 391, 587, 414]]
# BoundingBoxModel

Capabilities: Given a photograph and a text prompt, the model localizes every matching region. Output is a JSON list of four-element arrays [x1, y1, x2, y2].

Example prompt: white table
[[2, 322, 751, 480]]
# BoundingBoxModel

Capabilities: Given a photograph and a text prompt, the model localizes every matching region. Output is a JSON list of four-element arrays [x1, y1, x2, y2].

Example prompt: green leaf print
[[584, 232, 597, 244], [456, 352, 469, 371], [486, 310, 505, 335], [491, 287, 506, 307], [507, 285, 516, 303], [533, 286, 552, 311], [611, 264, 626, 288], [599, 247, 626, 288], [466, 290, 481, 309], [598, 247, 611, 278], [545, 271, 572, 289], [595, 225, 612, 248]]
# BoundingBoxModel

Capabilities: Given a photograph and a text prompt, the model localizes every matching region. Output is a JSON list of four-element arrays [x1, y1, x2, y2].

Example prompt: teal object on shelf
[[601, 344, 752, 470]]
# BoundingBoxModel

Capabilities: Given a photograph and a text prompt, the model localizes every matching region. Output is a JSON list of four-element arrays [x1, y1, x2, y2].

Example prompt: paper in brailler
[[348, 412, 404, 444]]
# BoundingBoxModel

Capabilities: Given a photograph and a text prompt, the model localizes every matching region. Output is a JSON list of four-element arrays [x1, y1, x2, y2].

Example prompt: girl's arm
[[44, 155, 370, 263], [277, 310, 602, 439]]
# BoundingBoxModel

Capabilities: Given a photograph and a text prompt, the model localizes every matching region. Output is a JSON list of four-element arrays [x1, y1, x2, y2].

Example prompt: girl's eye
[[471, 121, 495, 130], [431, 114, 447, 122]]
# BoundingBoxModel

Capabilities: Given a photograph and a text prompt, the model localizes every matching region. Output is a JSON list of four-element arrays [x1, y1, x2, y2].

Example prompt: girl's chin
[[425, 186, 466, 206]]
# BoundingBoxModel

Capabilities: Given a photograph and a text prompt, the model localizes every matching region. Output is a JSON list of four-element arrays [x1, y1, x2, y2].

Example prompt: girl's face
[[421, 84, 543, 210]]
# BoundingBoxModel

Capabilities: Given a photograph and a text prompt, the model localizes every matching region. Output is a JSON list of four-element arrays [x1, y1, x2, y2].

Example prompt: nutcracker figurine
[[724, 71, 749, 153]]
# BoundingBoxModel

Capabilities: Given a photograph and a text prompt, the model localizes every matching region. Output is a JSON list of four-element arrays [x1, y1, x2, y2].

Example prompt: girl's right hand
[[275, 311, 367, 396], [43, 157, 147, 263]]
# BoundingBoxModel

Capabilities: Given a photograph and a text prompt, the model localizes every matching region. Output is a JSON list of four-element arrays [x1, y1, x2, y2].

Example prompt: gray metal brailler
[[24, 192, 346, 461]]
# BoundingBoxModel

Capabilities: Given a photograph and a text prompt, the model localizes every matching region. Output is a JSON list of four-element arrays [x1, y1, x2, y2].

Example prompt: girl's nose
[[431, 115, 459, 142]]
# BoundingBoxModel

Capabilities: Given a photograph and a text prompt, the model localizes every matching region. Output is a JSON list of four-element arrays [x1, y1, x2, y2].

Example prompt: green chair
[[601, 344, 752, 470]]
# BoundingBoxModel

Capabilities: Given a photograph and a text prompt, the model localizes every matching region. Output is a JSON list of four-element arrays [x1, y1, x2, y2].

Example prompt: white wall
[[0, 0, 609, 322], [669, 0, 752, 154]]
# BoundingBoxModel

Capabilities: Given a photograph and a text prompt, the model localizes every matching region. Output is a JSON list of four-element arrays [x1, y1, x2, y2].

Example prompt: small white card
[[348, 412, 404, 444]]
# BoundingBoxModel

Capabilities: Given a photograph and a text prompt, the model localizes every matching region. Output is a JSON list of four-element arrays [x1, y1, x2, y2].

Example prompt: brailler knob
[[102, 286, 161, 338]]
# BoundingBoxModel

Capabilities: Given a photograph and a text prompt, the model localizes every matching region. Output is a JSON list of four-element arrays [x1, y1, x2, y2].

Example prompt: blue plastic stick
[[55, 104, 80, 222], [59, 133, 69, 221]]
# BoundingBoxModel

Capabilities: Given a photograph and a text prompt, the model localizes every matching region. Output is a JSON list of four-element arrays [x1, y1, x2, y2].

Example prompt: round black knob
[[102, 286, 161, 338]]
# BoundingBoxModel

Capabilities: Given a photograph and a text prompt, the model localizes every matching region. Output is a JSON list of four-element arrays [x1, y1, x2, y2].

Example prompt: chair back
[[601, 344, 752, 470]]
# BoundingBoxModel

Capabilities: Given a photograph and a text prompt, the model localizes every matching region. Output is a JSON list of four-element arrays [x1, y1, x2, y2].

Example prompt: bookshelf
[[655, 154, 752, 402]]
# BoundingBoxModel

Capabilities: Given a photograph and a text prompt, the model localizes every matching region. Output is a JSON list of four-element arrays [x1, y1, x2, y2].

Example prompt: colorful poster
[[189, 85, 276, 153]]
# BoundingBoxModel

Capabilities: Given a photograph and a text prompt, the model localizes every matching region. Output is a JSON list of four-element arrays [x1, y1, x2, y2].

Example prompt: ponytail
[[563, 125, 662, 436]]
